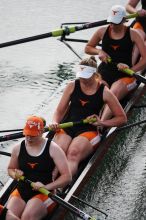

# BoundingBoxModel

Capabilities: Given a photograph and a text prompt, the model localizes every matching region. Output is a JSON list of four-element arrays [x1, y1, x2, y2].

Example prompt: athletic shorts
[[0, 205, 3, 215], [119, 77, 137, 91], [10, 189, 57, 213], [56, 129, 101, 146], [133, 22, 144, 31]]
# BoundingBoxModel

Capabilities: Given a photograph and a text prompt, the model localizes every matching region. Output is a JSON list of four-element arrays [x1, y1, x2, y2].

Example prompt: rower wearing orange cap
[[6, 116, 71, 220]]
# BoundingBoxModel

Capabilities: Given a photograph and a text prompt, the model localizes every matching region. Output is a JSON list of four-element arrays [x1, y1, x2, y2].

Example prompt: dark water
[[0, 0, 146, 220], [65, 95, 146, 220]]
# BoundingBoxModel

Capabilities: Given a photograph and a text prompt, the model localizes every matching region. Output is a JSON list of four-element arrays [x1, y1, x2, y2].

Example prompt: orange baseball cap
[[23, 116, 45, 136]]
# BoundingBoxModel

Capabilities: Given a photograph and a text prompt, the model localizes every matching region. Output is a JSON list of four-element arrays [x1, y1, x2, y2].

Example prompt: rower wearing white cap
[[85, 5, 146, 120], [49, 56, 127, 177]]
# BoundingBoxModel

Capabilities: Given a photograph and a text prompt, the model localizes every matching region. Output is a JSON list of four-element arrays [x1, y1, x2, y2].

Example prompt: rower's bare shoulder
[[103, 85, 114, 101], [130, 28, 144, 41], [49, 141, 57, 156], [64, 81, 75, 94], [49, 140, 64, 158], [94, 26, 107, 37], [11, 142, 21, 157]]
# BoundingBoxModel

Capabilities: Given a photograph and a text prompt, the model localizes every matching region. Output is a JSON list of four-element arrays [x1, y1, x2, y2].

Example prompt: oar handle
[[45, 117, 97, 131], [107, 57, 146, 84], [19, 176, 52, 196], [107, 57, 135, 75], [126, 12, 138, 19]]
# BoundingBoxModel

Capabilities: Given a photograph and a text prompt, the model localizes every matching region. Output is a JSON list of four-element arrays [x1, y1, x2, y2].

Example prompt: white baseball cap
[[76, 65, 97, 79], [107, 5, 126, 24]]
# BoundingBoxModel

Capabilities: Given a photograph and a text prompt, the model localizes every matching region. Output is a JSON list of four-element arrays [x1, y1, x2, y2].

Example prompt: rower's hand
[[117, 63, 129, 70], [32, 181, 45, 191], [48, 122, 59, 131], [14, 169, 24, 180], [98, 49, 110, 63], [137, 9, 146, 17], [87, 114, 102, 127]]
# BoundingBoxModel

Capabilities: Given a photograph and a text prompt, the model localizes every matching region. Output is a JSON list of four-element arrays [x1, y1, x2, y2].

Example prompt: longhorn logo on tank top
[[111, 45, 120, 50], [79, 99, 89, 106], [27, 162, 38, 169]]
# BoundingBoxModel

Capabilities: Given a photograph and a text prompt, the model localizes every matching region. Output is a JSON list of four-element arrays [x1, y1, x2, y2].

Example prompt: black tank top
[[17, 138, 55, 201], [98, 26, 134, 86], [63, 80, 104, 123], [136, 0, 146, 33]]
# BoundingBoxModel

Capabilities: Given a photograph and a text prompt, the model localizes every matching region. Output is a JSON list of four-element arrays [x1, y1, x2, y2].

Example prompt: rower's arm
[[131, 29, 146, 72], [45, 141, 72, 190], [7, 144, 23, 180], [126, 0, 139, 14], [52, 81, 74, 124], [85, 27, 105, 55], [101, 86, 127, 127]]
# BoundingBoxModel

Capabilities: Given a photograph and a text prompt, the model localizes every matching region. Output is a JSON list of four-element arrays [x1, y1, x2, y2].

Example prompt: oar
[[132, 104, 146, 109], [0, 129, 23, 133], [107, 58, 146, 84], [0, 13, 138, 49], [117, 119, 146, 131], [72, 195, 108, 218], [0, 118, 146, 143], [18, 176, 99, 220], [0, 151, 11, 157], [1, 119, 146, 156], [0, 118, 96, 143]]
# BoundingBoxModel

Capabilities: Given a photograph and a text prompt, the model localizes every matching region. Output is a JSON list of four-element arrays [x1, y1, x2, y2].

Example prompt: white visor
[[76, 65, 96, 79]]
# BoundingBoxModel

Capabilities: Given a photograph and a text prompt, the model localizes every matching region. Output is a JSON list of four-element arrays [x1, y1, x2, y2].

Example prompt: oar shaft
[[0, 129, 23, 133], [75, 13, 138, 31], [0, 13, 138, 48], [0, 151, 11, 157], [117, 119, 146, 131], [0, 32, 51, 48], [0, 132, 23, 142], [0, 28, 76, 48], [72, 195, 108, 217], [19, 176, 97, 220]]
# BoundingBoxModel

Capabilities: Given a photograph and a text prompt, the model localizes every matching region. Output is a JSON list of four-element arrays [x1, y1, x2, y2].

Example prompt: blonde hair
[[79, 56, 97, 68], [79, 56, 102, 80]]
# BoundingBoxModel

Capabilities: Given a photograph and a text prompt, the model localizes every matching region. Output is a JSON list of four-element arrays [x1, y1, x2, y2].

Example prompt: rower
[[85, 4, 146, 120], [49, 56, 127, 177], [6, 116, 71, 220]]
